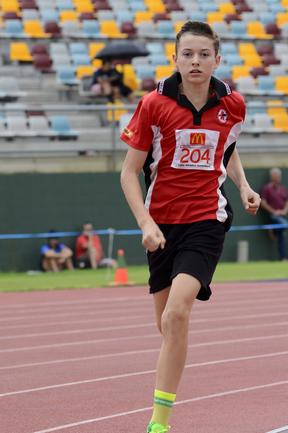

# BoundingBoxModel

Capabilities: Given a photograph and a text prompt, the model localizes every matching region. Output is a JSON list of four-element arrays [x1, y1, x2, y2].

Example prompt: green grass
[[0, 261, 287, 292]]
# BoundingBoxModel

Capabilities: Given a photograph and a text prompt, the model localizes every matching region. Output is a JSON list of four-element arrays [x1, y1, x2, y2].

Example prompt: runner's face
[[173, 34, 220, 85]]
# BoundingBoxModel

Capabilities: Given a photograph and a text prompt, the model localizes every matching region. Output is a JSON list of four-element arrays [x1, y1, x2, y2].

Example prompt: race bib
[[171, 129, 220, 170]]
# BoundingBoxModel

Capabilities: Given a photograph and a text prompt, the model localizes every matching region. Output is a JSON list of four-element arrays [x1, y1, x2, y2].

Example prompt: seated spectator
[[90, 59, 134, 102], [41, 231, 74, 272], [260, 167, 288, 260], [75, 223, 116, 269]]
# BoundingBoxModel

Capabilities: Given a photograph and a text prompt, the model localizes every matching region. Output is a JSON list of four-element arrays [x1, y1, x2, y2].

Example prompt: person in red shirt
[[120, 21, 261, 433], [261, 167, 288, 260], [75, 223, 115, 269]]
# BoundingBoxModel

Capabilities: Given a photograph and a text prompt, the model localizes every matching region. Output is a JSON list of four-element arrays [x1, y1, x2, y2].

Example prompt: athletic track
[[0, 281, 287, 433]]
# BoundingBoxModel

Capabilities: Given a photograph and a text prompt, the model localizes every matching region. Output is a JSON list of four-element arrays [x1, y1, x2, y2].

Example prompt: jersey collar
[[157, 72, 231, 125]]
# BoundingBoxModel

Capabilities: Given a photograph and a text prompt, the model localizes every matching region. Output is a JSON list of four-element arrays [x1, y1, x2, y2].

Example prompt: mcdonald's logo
[[190, 132, 206, 145]]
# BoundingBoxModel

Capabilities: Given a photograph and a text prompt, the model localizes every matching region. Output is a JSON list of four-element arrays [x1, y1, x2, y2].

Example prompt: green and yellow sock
[[150, 389, 176, 428]]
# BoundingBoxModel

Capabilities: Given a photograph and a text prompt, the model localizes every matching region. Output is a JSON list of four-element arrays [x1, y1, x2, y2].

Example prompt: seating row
[[0, 113, 79, 139]]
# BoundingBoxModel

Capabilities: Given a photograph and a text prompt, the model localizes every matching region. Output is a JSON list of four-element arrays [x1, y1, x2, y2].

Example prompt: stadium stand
[[0, 0, 287, 160]]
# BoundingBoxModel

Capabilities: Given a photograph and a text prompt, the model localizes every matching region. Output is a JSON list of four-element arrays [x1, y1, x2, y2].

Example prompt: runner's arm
[[120, 147, 166, 251], [227, 148, 261, 215]]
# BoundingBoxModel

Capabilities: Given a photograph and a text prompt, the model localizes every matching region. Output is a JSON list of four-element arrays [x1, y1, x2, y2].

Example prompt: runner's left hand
[[240, 186, 261, 216]]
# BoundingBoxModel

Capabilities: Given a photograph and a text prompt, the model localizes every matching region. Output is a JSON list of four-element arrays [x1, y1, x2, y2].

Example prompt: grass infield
[[0, 261, 287, 292]]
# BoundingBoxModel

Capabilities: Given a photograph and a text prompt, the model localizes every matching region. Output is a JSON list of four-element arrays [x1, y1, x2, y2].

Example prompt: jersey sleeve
[[120, 96, 154, 152]]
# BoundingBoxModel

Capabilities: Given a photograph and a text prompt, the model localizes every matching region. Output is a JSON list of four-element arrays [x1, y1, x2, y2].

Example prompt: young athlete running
[[120, 21, 261, 433]]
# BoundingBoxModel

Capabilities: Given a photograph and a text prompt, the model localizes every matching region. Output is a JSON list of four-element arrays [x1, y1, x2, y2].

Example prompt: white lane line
[[0, 296, 287, 331], [0, 295, 149, 310], [0, 292, 287, 324], [1, 346, 288, 398], [1, 332, 288, 371], [0, 311, 287, 342], [0, 281, 286, 311], [265, 427, 288, 433], [31, 380, 288, 433], [1, 321, 288, 354]]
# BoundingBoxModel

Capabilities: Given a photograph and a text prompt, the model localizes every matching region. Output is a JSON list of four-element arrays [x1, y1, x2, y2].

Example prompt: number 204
[[180, 147, 210, 164]]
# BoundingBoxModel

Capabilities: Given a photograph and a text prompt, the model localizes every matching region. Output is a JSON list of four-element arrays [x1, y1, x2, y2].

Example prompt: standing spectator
[[75, 223, 116, 269], [41, 231, 74, 272], [261, 167, 288, 260]]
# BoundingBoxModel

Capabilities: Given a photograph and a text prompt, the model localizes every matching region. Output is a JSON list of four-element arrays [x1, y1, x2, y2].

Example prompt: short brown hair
[[175, 21, 220, 55]]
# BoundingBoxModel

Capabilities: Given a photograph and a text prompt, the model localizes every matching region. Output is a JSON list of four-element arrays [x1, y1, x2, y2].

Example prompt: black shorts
[[147, 219, 226, 301]]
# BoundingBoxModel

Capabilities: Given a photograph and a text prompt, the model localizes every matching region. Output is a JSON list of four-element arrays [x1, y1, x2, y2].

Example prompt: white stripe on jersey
[[216, 121, 243, 222], [145, 125, 163, 210]]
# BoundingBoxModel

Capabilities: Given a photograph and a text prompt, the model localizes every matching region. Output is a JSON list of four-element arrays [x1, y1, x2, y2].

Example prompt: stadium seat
[[236, 76, 258, 94], [56, 0, 75, 10], [70, 42, 89, 55], [275, 76, 288, 94], [100, 20, 126, 38], [4, 19, 24, 37], [267, 100, 287, 117], [0, 77, 26, 101], [60, 11, 78, 22], [156, 20, 175, 37], [253, 113, 276, 132], [89, 42, 105, 59], [155, 64, 175, 81], [44, 21, 62, 37], [257, 76, 276, 94], [232, 65, 251, 81], [24, 20, 49, 38], [272, 113, 288, 131], [71, 53, 91, 66], [10, 42, 32, 62], [6, 115, 36, 137], [134, 11, 153, 23], [40, 9, 59, 23], [61, 20, 81, 37], [247, 21, 272, 38], [33, 53, 53, 73], [82, 20, 100, 37], [134, 64, 155, 79], [29, 116, 55, 137], [76, 65, 94, 79], [230, 21, 248, 37], [56, 66, 78, 86], [50, 116, 79, 138]]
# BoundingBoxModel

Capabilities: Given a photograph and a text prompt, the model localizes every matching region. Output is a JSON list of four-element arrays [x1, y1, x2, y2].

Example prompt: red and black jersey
[[120, 73, 245, 227]]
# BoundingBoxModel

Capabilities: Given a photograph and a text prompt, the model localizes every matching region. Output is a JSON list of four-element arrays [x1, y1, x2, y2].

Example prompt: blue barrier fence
[[0, 223, 287, 240]]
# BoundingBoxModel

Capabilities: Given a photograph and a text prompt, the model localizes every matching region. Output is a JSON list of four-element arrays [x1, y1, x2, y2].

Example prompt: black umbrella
[[95, 41, 149, 60]]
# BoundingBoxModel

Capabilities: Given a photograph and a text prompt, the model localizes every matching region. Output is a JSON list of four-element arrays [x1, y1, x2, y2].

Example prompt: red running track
[[0, 281, 287, 433]]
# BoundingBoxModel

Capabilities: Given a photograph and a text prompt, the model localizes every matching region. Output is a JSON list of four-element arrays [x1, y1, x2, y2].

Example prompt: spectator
[[75, 223, 116, 269], [261, 167, 288, 260], [41, 231, 74, 272], [90, 59, 134, 102]]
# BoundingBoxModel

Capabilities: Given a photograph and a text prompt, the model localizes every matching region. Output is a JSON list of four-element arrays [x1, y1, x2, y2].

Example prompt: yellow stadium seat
[[107, 100, 128, 122], [92, 59, 102, 68], [89, 42, 105, 59], [247, 21, 272, 39], [10, 42, 32, 62], [76, 65, 94, 79], [207, 12, 225, 24], [145, 3, 166, 13], [273, 113, 288, 131], [60, 11, 78, 22], [119, 64, 139, 91], [134, 11, 154, 23], [75, 4, 94, 13], [155, 65, 175, 81], [277, 12, 288, 27], [218, 3, 236, 14], [232, 65, 250, 81], [24, 20, 49, 38], [267, 100, 286, 117], [243, 55, 262, 67], [165, 42, 175, 64], [1, 0, 20, 13], [100, 20, 126, 38], [281, 0, 288, 6], [238, 43, 258, 57], [275, 76, 288, 94], [174, 21, 184, 34]]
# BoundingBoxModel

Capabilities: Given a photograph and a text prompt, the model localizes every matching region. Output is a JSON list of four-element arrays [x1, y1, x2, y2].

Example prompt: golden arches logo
[[190, 132, 206, 145]]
